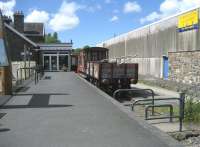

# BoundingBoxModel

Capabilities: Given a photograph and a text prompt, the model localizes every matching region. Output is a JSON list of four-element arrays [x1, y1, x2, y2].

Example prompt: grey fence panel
[[97, 7, 200, 78], [178, 29, 197, 51], [129, 58, 162, 79]]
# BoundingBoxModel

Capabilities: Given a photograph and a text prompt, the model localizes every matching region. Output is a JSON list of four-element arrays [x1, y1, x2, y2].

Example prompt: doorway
[[51, 56, 58, 71], [59, 55, 68, 70], [163, 56, 169, 80], [43, 55, 58, 71], [43, 54, 69, 71], [44, 56, 50, 71]]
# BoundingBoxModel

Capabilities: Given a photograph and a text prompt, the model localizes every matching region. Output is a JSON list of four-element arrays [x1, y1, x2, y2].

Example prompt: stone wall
[[169, 51, 200, 85]]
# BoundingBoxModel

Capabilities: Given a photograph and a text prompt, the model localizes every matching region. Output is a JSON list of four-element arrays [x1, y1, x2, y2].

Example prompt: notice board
[[178, 9, 199, 32]]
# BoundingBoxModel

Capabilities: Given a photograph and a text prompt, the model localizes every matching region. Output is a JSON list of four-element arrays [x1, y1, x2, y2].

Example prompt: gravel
[[181, 136, 200, 147]]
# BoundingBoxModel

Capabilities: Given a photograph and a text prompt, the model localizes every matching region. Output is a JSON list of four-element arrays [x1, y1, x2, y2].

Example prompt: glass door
[[51, 56, 58, 71], [43, 54, 69, 71], [44, 56, 50, 71], [59, 55, 68, 70]]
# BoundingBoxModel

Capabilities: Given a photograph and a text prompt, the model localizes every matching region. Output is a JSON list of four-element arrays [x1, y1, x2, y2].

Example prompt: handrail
[[131, 97, 180, 111], [16, 66, 44, 85], [145, 104, 174, 122], [131, 93, 185, 132], [113, 88, 155, 115], [16, 67, 35, 84], [114, 89, 185, 131], [35, 65, 44, 84]]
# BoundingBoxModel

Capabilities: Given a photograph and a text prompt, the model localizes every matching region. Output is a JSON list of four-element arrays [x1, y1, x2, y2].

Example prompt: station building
[[1, 11, 73, 72], [0, 11, 74, 95], [97, 7, 200, 85]]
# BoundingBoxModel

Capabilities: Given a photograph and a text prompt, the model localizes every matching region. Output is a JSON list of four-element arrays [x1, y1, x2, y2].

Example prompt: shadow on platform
[[0, 93, 74, 109]]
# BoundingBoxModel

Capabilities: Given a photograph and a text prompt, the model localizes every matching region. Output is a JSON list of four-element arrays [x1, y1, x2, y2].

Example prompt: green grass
[[151, 98, 200, 124], [135, 95, 200, 125], [154, 106, 179, 116], [184, 98, 200, 124]]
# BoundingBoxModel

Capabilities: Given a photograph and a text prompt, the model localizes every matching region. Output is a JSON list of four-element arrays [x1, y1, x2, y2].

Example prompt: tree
[[73, 48, 81, 53], [83, 45, 90, 49], [53, 32, 58, 40], [45, 32, 61, 43]]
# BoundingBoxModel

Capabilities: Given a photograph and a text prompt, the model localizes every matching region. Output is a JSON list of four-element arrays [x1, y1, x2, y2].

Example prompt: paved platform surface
[[0, 95, 12, 106], [0, 72, 182, 147]]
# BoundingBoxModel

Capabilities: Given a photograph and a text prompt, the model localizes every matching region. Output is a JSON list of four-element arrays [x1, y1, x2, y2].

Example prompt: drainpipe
[[24, 45, 27, 80], [28, 47, 31, 78], [68, 50, 71, 72], [57, 52, 59, 71]]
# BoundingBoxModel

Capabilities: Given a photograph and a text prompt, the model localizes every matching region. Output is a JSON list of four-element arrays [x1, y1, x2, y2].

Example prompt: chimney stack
[[14, 11, 24, 33], [3, 15, 12, 24]]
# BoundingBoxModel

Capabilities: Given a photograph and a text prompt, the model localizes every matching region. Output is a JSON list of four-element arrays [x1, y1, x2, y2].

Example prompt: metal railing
[[113, 89, 185, 131], [145, 104, 174, 122], [34, 65, 44, 84], [16, 65, 44, 85], [16, 67, 35, 85], [131, 93, 185, 131], [113, 88, 155, 115]]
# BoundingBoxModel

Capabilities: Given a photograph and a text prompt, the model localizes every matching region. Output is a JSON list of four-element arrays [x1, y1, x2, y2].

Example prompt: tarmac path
[[0, 72, 182, 147]]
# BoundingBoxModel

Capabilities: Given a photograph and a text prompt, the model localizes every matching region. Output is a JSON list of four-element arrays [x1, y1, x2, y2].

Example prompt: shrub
[[184, 98, 200, 124]]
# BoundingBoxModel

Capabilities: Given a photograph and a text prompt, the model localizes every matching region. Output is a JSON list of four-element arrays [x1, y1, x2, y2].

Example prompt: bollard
[[151, 91, 155, 116], [35, 70, 37, 85], [20, 68, 22, 84], [179, 93, 185, 132], [170, 105, 173, 123], [16, 69, 19, 85]]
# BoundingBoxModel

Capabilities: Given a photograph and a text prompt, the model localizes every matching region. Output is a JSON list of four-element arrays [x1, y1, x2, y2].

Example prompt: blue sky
[[0, 0, 199, 48]]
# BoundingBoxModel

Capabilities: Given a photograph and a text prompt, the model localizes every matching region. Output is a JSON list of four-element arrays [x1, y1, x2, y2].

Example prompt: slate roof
[[24, 23, 44, 35], [4, 23, 38, 47]]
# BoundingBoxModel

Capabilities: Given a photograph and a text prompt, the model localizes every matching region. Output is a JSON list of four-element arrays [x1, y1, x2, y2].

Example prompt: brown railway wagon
[[77, 46, 138, 92], [87, 62, 138, 90], [77, 47, 108, 74]]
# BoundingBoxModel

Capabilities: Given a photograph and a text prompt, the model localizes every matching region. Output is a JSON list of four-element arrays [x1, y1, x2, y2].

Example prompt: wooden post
[[0, 66, 12, 95]]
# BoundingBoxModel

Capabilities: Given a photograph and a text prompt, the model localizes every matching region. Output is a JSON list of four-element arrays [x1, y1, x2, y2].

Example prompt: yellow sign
[[178, 9, 199, 29]]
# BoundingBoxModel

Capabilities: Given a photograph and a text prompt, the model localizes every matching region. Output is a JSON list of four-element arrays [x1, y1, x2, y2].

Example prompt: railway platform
[[0, 72, 182, 147]]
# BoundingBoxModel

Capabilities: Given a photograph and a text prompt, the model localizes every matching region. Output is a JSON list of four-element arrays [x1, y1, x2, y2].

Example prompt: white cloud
[[141, 0, 200, 24], [160, 0, 179, 15], [0, 0, 16, 17], [123, 1, 141, 13], [140, 12, 160, 24], [49, 1, 82, 31], [25, 9, 50, 23], [110, 15, 119, 22]]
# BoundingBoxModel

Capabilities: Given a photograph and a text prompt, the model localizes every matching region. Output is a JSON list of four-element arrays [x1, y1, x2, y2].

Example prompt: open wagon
[[87, 62, 138, 91]]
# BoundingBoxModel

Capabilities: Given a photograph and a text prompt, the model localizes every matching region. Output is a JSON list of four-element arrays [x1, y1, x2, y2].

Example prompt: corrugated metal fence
[[97, 7, 200, 79]]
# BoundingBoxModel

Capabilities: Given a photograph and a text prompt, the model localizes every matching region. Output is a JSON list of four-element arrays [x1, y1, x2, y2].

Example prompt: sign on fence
[[178, 9, 199, 32]]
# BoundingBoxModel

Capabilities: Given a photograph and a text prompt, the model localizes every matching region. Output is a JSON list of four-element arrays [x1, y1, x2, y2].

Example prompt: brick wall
[[169, 51, 200, 84]]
